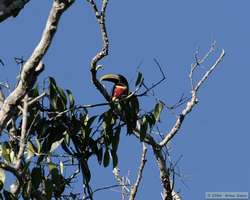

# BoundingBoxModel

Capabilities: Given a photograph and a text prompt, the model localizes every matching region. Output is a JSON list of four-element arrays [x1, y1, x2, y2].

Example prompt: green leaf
[[49, 167, 65, 198], [60, 161, 64, 175], [145, 113, 156, 129], [26, 142, 35, 160], [153, 101, 164, 122], [57, 87, 67, 107], [64, 132, 70, 145], [140, 116, 148, 141], [112, 126, 121, 153], [81, 161, 91, 183], [9, 151, 15, 164], [45, 179, 53, 200], [0, 169, 5, 191], [49, 77, 57, 87], [50, 167, 61, 186], [35, 139, 41, 154], [50, 138, 64, 153], [48, 77, 66, 111], [97, 147, 103, 165], [3, 190, 16, 200], [55, 97, 66, 111], [31, 167, 42, 189], [102, 110, 113, 131], [111, 150, 118, 168], [29, 84, 39, 98], [49, 77, 58, 110], [1, 142, 11, 163], [22, 181, 31, 200], [61, 140, 73, 155], [102, 111, 114, 141], [135, 71, 144, 86], [53, 175, 65, 198], [66, 89, 75, 109], [103, 149, 110, 167], [0, 182, 3, 192], [85, 115, 97, 128], [130, 95, 139, 114], [48, 163, 57, 172]]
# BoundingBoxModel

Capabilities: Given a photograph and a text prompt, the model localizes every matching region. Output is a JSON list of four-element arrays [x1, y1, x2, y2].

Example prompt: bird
[[100, 73, 139, 134], [100, 74, 129, 101]]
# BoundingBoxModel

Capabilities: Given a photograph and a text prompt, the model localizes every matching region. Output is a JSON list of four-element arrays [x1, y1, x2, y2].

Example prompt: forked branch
[[0, 0, 74, 132], [159, 48, 225, 147], [87, 0, 110, 101]]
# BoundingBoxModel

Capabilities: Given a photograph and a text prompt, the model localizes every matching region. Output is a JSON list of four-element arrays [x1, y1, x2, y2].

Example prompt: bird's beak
[[100, 74, 121, 84]]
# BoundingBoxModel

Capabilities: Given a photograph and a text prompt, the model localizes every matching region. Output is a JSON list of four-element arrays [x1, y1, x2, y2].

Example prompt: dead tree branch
[[137, 58, 166, 97], [159, 49, 225, 147], [153, 148, 173, 200], [15, 95, 28, 170], [189, 41, 216, 89], [82, 184, 130, 200], [129, 143, 147, 200], [0, 0, 74, 132], [0, 87, 5, 109], [113, 167, 131, 199], [87, 0, 111, 101]]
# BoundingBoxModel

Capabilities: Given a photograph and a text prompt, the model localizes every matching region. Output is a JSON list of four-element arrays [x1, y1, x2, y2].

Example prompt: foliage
[[0, 74, 163, 199]]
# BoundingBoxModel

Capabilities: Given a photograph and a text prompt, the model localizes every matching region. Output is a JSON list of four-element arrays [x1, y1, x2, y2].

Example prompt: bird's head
[[100, 74, 129, 100]]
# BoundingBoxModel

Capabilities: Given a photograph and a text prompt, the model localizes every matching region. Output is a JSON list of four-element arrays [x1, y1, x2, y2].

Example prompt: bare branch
[[129, 143, 147, 200], [0, 87, 5, 109], [47, 102, 109, 121], [194, 49, 225, 92], [159, 49, 225, 147], [153, 148, 173, 200], [189, 41, 216, 89], [0, 0, 74, 132], [83, 184, 130, 200], [28, 92, 47, 106], [137, 58, 166, 97], [15, 95, 28, 170], [87, 0, 110, 101], [113, 167, 131, 199]]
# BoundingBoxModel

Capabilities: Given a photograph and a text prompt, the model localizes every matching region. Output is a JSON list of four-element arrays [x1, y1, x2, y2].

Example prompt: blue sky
[[0, 0, 249, 199]]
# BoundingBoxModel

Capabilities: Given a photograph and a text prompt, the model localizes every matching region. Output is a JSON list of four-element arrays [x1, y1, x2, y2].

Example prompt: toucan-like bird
[[100, 73, 139, 134], [100, 74, 129, 101]]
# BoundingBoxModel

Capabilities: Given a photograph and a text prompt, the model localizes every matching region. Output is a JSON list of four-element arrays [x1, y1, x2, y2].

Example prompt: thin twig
[[189, 41, 216, 89], [83, 184, 130, 200], [87, 0, 110, 101], [159, 49, 225, 147], [113, 167, 131, 199], [194, 49, 225, 92], [47, 102, 109, 121], [28, 92, 47, 106], [0, 87, 5, 109], [137, 58, 166, 97], [129, 143, 147, 200]]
